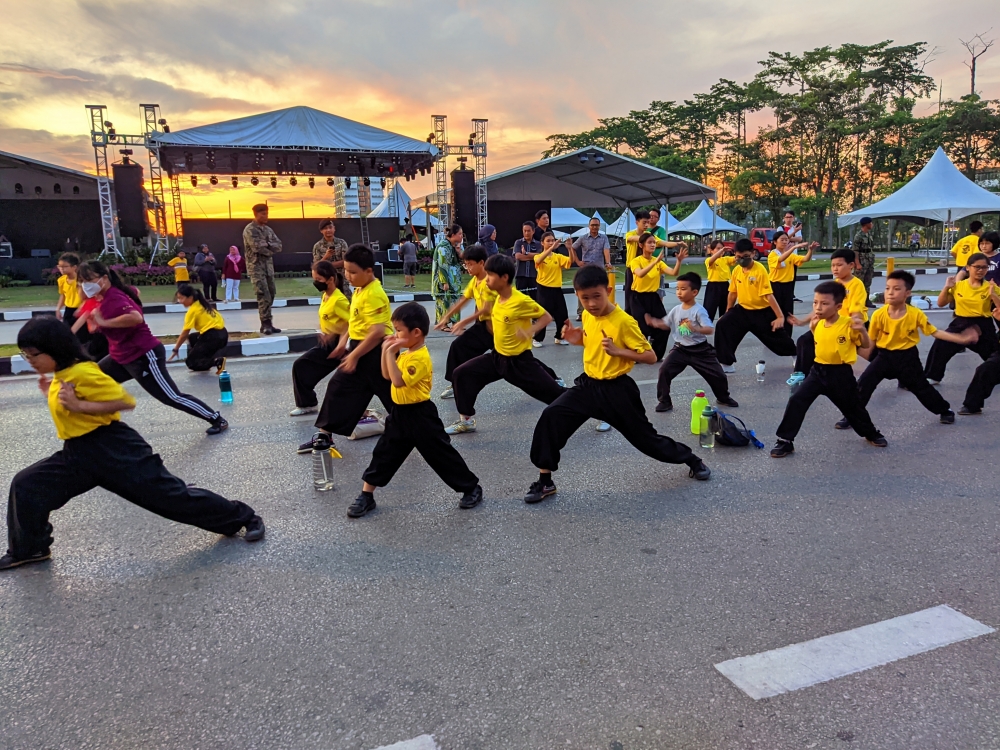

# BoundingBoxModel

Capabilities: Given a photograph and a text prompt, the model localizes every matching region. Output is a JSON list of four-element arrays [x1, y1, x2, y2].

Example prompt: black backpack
[[714, 411, 764, 449]]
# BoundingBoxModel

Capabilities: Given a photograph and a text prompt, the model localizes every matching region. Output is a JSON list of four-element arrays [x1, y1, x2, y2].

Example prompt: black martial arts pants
[[63, 306, 92, 347], [315, 340, 393, 436], [656, 342, 732, 403], [186, 328, 228, 371], [6, 422, 255, 559], [444, 321, 493, 383], [702, 281, 729, 322], [771, 280, 795, 336], [536, 285, 569, 343], [292, 340, 342, 408], [623, 268, 636, 317], [963, 352, 1000, 411], [924, 316, 998, 382], [362, 401, 479, 492], [99, 343, 220, 424], [775, 363, 880, 442], [530, 373, 697, 471], [631, 290, 670, 361], [858, 346, 950, 416], [715, 305, 797, 366], [453, 350, 564, 418]]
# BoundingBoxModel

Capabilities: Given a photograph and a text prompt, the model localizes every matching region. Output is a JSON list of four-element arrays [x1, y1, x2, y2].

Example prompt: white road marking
[[715, 604, 994, 700], [370, 735, 439, 750]]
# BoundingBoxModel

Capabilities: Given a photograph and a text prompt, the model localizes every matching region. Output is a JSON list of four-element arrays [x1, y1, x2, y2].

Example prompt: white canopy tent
[[550, 207, 593, 230], [670, 200, 746, 236], [838, 147, 1000, 227], [369, 181, 441, 228], [571, 211, 608, 238]]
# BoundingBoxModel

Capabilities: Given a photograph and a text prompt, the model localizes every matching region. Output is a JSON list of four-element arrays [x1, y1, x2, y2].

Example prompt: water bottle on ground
[[690, 390, 710, 434], [312, 447, 336, 491], [756, 360, 766, 382], [700, 406, 716, 449], [219, 370, 233, 404]]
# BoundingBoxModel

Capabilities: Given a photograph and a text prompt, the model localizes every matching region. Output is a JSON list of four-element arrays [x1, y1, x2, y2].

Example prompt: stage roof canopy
[[485, 146, 715, 208], [148, 106, 439, 179], [670, 200, 746, 236], [838, 147, 1000, 227]]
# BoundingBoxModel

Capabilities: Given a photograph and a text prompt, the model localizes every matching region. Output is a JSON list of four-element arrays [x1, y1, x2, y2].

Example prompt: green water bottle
[[690, 390, 709, 434]]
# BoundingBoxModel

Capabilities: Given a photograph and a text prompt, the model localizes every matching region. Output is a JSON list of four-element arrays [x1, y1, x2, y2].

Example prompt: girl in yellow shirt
[[627, 232, 687, 361], [168, 284, 229, 373], [532, 232, 575, 345]]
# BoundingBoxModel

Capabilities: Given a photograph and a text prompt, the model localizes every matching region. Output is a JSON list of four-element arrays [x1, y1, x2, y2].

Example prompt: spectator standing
[[572, 218, 611, 319], [312, 219, 351, 297], [779, 209, 803, 241], [532, 210, 551, 242], [167, 250, 189, 288], [243, 203, 283, 335], [401, 234, 420, 288], [197, 246, 219, 302], [433, 224, 464, 328], [852, 217, 876, 307], [478, 224, 499, 256], [222, 246, 245, 302]]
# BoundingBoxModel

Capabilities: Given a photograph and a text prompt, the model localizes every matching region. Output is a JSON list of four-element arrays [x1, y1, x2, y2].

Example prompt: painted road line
[[715, 604, 994, 700], [370, 735, 439, 750]]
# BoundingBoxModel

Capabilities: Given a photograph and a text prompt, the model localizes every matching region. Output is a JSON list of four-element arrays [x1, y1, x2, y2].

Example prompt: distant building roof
[[0, 150, 98, 182]]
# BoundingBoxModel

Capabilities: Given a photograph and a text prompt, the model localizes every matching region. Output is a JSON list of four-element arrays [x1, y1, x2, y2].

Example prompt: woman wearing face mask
[[75, 260, 229, 435], [288, 260, 351, 416]]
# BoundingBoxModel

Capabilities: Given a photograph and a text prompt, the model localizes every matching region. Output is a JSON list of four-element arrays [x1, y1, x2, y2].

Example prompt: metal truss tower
[[472, 119, 488, 234], [140, 104, 170, 265], [430, 115, 489, 235], [86, 105, 122, 259], [432, 115, 449, 230]]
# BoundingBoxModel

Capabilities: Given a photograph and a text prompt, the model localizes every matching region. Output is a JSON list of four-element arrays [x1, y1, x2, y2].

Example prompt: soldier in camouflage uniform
[[311, 219, 351, 298], [243, 204, 283, 335], [852, 216, 876, 307]]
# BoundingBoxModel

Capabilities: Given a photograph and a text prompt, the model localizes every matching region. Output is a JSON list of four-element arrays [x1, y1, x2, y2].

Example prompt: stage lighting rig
[[270, 176, 277, 188], [251, 176, 259, 186], [338, 163, 346, 174], [308, 177, 315, 188], [289, 176, 297, 187], [363, 176, 370, 187], [594, 154, 604, 163], [326, 177, 334, 186], [380, 178, 386, 189], [345, 178, 351, 189], [157, 117, 170, 133], [190, 175, 197, 187], [209, 175, 218, 185], [231, 176, 238, 187]]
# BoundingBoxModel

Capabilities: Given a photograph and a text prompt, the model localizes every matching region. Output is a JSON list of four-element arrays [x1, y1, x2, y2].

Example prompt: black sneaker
[[958, 406, 982, 416], [687, 459, 711, 480], [655, 399, 673, 413], [716, 397, 739, 408], [206, 416, 229, 435], [524, 478, 557, 504], [770, 440, 794, 458], [940, 410, 955, 424], [270, 325, 282, 334], [347, 492, 376, 518], [459, 484, 484, 509], [867, 434, 888, 448], [834, 417, 851, 430], [0, 549, 51, 571], [243, 515, 265, 542], [260, 323, 274, 335], [297, 432, 332, 454]]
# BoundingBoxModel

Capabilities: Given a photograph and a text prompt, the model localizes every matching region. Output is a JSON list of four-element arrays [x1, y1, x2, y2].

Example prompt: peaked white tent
[[838, 147, 1000, 227], [571, 211, 608, 238], [369, 181, 441, 228], [670, 201, 746, 236], [550, 207, 592, 229], [605, 209, 637, 236]]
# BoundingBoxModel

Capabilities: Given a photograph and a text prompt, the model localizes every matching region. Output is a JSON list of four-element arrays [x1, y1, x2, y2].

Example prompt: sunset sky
[[3, 0, 999, 219]]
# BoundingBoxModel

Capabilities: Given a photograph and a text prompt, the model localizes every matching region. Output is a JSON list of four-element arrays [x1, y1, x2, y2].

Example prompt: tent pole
[[711, 196, 717, 240]]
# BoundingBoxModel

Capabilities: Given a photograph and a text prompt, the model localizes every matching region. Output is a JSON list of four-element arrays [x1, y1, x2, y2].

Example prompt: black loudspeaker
[[112, 162, 149, 239], [451, 167, 477, 241]]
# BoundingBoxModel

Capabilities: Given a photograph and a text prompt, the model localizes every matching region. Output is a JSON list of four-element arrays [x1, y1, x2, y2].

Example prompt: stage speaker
[[451, 167, 477, 241], [112, 162, 149, 239]]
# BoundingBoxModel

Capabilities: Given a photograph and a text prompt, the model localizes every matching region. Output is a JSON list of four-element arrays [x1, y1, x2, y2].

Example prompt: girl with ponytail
[[169, 284, 229, 373]]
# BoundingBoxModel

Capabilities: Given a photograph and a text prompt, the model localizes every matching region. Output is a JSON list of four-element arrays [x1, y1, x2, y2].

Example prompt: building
[[0, 150, 105, 259], [333, 176, 385, 218]]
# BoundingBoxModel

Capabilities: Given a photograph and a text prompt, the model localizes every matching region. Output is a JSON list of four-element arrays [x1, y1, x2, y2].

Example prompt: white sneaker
[[722, 364, 736, 373], [445, 418, 476, 435], [555, 378, 566, 387], [289, 406, 318, 416], [556, 338, 570, 346], [532, 340, 543, 348], [595, 421, 611, 432], [439, 386, 455, 399]]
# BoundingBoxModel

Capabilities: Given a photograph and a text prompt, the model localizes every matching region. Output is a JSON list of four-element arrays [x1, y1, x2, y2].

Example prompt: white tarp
[[838, 147, 1000, 227], [369, 181, 441, 228], [670, 200, 746, 236], [550, 207, 593, 229]]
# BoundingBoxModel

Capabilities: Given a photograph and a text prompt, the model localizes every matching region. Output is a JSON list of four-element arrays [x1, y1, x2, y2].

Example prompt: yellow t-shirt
[[391, 346, 432, 405], [318, 289, 350, 335], [167, 256, 189, 282], [57, 274, 82, 308], [628, 255, 669, 293], [534, 252, 572, 288], [838, 275, 870, 323], [869, 305, 937, 350], [952, 279, 992, 318], [348, 279, 393, 340], [624, 230, 641, 265], [813, 315, 862, 365], [463, 275, 498, 315], [951, 234, 981, 267], [491, 288, 547, 356], [182, 301, 225, 334], [706, 255, 736, 283], [728, 261, 773, 310], [581, 304, 651, 380], [767, 250, 807, 283], [48, 361, 136, 440]]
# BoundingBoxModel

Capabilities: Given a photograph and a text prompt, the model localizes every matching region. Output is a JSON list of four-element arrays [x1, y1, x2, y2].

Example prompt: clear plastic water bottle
[[756, 360, 766, 382], [699, 406, 716, 449], [312, 448, 336, 491], [690, 390, 710, 434], [219, 370, 233, 403]]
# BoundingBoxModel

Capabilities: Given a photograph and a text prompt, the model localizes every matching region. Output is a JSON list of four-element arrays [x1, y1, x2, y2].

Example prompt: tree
[[960, 30, 995, 96]]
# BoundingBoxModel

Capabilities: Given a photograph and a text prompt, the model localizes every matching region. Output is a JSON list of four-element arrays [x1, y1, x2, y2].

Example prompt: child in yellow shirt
[[627, 231, 687, 360], [531, 232, 575, 345], [169, 284, 229, 373]]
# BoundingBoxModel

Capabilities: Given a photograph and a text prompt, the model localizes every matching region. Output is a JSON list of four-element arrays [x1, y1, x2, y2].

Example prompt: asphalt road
[[1, 315, 998, 749]]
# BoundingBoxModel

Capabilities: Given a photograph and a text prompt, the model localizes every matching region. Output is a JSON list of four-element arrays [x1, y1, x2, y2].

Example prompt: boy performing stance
[[770, 282, 887, 457], [704, 240, 737, 321], [923, 253, 999, 384], [350, 303, 483, 518], [434, 244, 497, 400], [446, 254, 564, 435], [714, 238, 796, 373], [767, 232, 818, 334], [525, 265, 710, 503], [628, 232, 688, 361], [300, 245, 393, 454], [645, 272, 738, 412], [835, 270, 978, 430], [3, 317, 263, 570]]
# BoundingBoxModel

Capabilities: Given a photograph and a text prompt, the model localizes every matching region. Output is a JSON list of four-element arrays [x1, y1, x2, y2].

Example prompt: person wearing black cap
[[853, 217, 876, 307], [313, 219, 351, 298]]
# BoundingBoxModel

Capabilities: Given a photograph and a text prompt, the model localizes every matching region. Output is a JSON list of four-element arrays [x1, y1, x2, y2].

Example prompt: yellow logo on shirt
[[838, 336, 847, 344]]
